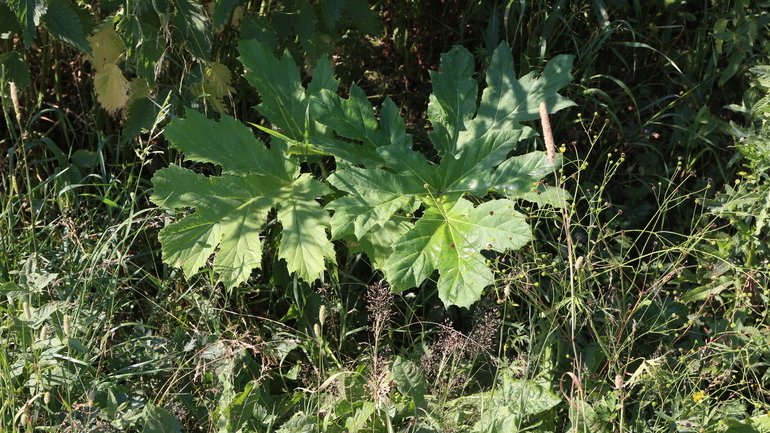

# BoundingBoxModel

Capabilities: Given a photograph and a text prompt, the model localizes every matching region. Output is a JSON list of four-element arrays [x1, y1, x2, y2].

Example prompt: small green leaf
[[0, 51, 31, 87], [392, 356, 428, 409], [86, 26, 124, 71], [142, 404, 183, 433]]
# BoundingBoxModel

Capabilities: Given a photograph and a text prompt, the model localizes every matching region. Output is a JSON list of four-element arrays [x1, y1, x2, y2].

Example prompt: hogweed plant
[[150, 39, 575, 308]]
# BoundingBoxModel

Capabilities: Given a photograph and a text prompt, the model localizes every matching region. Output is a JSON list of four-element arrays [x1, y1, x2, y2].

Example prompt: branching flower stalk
[[539, 102, 578, 360]]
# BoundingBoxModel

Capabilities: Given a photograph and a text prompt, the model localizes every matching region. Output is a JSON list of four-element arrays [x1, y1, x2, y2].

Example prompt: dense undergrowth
[[2, 1, 770, 432]]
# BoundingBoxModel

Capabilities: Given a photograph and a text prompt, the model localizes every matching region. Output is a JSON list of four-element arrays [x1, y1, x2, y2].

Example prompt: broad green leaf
[[211, 0, 240, 30], [276, 174, 335, 281], [342, 0, 380, 35], [311, 85, 389, 148], [277, 412, 317, 433], [496, 378, 561, 416], [380, 96, 412, 148], [153, 113, 335, 288], [436, 129, 521, 195], [171, 0, 211, 61], [459, 43, 575, 150], [93, 64, 130, 114], [392, 356, 427, 409], [42, 0, 91, 55], [317, 43, 573, 307], [310, 88, 411, 166], [491, 151, 560, 198], [143, 404, 183, 433], [327, 167, 424, 239], [239, 39, 307, 140], [383, 198, 531, 308], [307, 56, 339, 95], [347, 218, 411, 269], [152, 165, 275, 288], [294, 0, 317, 56], [428, 45, 477, 157], [163, 109, 295, 179], [0, 6, 22, 39], [6, 0, 47, 48], [197, 61, 235, 112]]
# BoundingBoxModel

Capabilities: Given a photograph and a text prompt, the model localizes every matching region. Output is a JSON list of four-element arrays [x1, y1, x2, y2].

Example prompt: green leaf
[[142, 404, 183, 433], [327, 167, 423, 239], [383, 198, 531, 308], [496, 378, 561, 416], [459, 43, 574, 150], [212, 0, 240, 30], [317, 43, 573, 307], [277, 412, 317, 433], [152, 113, 335, 288], [6, 0, 47, 48], [86, 26, 125, 71], [163, 109, 295, 179], [342, 0, 380, 35], [171, 0, 210, 61], [276, 174, 335, 281], [428, 45, 477, 157], [0, 5, 22, 39], [93, 63, 130, 114], [392, 356, 427, 409], [42, 0, 92, 55], [239, 39, 307, 140], [311, 85, 389, 148], [0, 50, 31, 87]]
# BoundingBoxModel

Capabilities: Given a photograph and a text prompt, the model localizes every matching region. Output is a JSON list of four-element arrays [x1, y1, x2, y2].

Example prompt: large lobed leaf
[[151, 111, 334, 289], [318, 42, 574, 307]]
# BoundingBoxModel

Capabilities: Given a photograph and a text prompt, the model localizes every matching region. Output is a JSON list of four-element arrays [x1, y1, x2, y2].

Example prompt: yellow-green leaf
[[93, 63, 130, 114]]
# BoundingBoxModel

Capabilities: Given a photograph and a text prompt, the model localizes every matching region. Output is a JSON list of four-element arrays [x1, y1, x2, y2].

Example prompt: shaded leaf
[[6, 0, 47, 48], [171, 0, 210, 61], [42, 0, 92, 55], [143, 404, 183, 433], [0, 50, 31, 87]]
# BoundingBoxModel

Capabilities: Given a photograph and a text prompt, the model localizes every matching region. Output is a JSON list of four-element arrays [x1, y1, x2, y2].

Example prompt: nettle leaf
[[171, 0, 211, 61], [151, 110, 334, 289], [93, 63, 130, 114], [319, 42, 574, 307], [6, 0, 47, 48], [42, 0, 92, 55]]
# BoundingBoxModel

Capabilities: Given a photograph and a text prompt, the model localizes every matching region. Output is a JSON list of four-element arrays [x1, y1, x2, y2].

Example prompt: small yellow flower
[[692, 391, 706, 403]]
